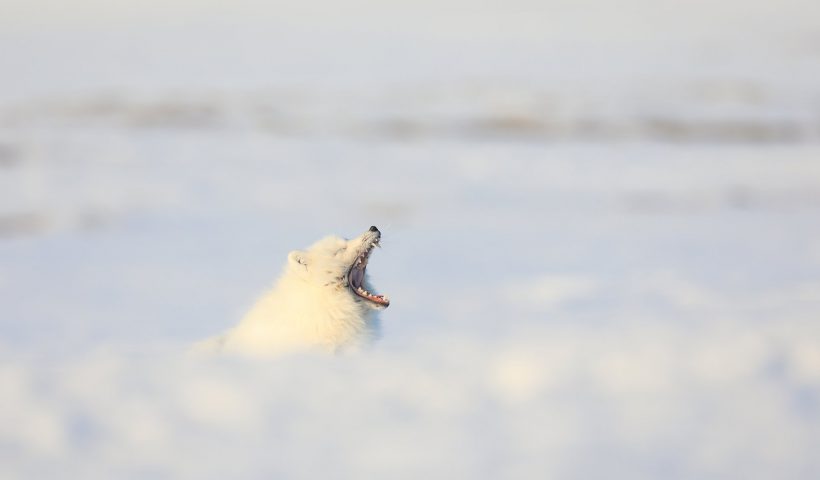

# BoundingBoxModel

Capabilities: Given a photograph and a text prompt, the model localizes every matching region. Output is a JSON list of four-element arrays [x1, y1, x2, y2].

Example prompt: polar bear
[[199, 226, 390, 356]]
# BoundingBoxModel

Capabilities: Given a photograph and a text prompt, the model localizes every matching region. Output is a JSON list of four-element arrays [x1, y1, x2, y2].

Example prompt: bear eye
[[334, 246, 347, 256]]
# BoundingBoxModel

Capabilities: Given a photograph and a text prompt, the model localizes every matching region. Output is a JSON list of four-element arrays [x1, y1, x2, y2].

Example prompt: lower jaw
[[350, 288, 389, 307]]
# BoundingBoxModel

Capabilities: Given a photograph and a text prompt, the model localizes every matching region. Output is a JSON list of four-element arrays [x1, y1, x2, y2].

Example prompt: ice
[[1, 1, 820, 478]]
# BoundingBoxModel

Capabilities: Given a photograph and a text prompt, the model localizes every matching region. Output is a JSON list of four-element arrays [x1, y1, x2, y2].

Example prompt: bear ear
[[288, 250, 308, 269]]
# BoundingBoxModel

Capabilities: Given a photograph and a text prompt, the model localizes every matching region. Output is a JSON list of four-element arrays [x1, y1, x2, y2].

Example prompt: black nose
[[369, 225, 380, 233]]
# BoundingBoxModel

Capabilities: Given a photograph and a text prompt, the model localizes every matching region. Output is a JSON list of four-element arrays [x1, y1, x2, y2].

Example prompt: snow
[[1, 1, 820, 478]]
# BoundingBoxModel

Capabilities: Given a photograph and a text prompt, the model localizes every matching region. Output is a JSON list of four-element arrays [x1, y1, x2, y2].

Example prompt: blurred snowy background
[[2, 1, 820, 478]]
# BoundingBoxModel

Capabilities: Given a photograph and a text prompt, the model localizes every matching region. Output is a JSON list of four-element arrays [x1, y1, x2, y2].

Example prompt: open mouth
[[347, 237, 390, 307]]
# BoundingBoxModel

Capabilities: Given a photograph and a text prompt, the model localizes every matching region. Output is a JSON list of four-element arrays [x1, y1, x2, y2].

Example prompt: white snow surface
[[1, 1, 820, 478]]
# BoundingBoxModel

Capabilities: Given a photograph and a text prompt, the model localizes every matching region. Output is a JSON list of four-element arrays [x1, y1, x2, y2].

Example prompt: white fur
[[197, 228, 386, 356]]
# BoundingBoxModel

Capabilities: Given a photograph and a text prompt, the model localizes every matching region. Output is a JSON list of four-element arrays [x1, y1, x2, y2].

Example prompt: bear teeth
[[356, 286, 381, 299], [348, 237, 388, 306]]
